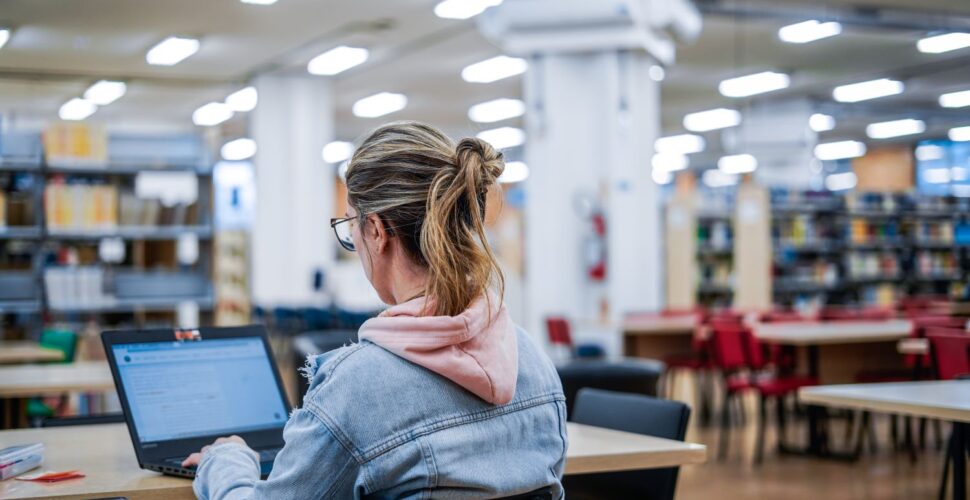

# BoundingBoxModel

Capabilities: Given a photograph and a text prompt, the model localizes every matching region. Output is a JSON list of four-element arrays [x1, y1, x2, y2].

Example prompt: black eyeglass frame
[[330, 216, 357, 252]]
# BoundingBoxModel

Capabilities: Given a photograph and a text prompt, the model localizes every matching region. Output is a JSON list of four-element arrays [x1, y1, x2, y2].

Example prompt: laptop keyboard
[[165, 447, 281, 467]]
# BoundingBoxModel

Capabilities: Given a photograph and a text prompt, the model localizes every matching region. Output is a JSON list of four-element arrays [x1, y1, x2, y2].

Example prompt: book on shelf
[[44, 183, 119, 230]]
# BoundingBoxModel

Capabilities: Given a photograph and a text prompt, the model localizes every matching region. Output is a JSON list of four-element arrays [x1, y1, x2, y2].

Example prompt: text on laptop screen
[[112, 337, 288, 443]]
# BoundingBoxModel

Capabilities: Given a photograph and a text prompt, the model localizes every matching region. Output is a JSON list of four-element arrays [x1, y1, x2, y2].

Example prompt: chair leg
[[890, 415, 900, 451], [754, 395, 767, 465], [866, 412, 879, 454], [919, 417, 928, 450], [938, 434, 952, 500], [719, 393, 732, 461], [776, 394, 788, 452], [934, 419, 944, 450]]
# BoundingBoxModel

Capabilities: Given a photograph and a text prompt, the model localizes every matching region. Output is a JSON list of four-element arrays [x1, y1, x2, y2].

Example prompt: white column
[[251, 74, 335, 308], [523, 51, 662, 337]]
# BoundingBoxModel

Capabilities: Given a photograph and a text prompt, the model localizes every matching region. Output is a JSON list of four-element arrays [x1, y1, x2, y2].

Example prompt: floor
[[674, 390, 953, 499]]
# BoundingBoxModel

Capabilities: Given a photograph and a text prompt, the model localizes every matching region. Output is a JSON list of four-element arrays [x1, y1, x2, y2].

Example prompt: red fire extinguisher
[[585, 211, 607, 282]]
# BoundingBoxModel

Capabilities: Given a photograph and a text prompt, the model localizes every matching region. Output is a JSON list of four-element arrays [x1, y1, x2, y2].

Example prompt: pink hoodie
[[357, 294, 519, 405]]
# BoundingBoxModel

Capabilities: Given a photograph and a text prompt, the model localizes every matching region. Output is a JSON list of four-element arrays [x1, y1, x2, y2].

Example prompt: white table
[[801, 381, 970, 500], [0, 342, 65, 365], [0, 422, 706, 499]]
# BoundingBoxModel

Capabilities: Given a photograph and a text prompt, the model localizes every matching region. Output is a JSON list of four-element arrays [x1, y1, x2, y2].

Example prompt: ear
[[365, 213, 389, 253]]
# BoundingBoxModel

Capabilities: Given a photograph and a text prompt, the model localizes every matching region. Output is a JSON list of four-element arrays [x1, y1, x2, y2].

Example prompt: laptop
[[102, 325, 291, 479]]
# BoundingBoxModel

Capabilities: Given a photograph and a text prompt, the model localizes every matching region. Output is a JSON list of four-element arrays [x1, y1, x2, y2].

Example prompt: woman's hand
[[181, 435, 249, 468]]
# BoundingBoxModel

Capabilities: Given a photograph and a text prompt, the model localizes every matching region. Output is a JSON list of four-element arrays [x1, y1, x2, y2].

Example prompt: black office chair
[[556, 358, 664, 417], [38, 413, 125, 427], [563, 388, 691, 500]]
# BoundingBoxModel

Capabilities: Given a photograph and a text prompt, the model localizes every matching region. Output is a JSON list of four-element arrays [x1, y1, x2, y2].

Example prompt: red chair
[[927, 329, 970, 499], [546, 316, 605, 361], [927, 329, 970, 380], [710, 322, 818, 463]]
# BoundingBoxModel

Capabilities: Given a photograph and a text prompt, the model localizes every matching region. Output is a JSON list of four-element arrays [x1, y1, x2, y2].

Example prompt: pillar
[[251, 74, 335, 307]]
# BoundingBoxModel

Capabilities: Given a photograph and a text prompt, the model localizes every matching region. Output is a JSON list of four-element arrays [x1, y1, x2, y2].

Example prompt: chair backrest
[[566, 388, 690, 500], [709, 322, 749, 371], [39, 413, 125, 427], [927, 329, 970, 380], [39, 329, 77, 363], [546, 317, 573, 347]]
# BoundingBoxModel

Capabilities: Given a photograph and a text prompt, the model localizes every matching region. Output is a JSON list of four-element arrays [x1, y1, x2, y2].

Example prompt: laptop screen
[[111, 337, 289, 443]]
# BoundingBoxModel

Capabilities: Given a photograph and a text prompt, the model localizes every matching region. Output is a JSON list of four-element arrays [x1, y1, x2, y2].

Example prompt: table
[[753, 319, 913, 383], [753, 319, 914, 458], [0, 362, 114, 398], [0, 422, 706, 499], [622, 315, 697, 360], [801, 381, 970, 500], [0, 342, 65, 365], [0, 362, 114, 429]]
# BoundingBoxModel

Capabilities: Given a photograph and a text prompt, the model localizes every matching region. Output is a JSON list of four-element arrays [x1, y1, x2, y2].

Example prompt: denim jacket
[[193, 327, 567, 499]]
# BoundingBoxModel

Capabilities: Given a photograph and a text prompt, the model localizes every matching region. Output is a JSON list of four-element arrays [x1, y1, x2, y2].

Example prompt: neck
[[389, 259, 428, 306]]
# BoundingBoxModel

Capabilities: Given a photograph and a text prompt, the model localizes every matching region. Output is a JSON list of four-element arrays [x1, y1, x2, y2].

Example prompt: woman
[[186, 121, 567, 499]]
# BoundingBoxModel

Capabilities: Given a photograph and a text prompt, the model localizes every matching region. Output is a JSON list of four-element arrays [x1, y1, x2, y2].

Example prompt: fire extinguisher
[[585, 211, 607, 282]]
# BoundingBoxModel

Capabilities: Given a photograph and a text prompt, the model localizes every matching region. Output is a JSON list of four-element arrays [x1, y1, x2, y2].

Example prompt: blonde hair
[[345, 121, 505, 317]]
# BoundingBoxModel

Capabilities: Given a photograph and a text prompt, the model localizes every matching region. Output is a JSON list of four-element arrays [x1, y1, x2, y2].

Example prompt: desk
[[0, 422, 706, 499], [0, 342, 65, 365], [622, 315, 697, 360], [753, 320, 913, 384], [0, 362, 114, 398], [0, 362, 115, 429], [801, 381, 970, 500]]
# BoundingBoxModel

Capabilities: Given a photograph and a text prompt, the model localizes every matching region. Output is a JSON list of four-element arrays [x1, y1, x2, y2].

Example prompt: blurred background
[[1, 1, 970, 496]]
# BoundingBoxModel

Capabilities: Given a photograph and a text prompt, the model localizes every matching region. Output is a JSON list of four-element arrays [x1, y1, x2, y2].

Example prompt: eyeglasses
[[330, 217, 356, 252]]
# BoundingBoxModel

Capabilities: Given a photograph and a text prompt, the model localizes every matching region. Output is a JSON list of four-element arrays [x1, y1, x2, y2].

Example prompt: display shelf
[[698, 282, 733, 295], [697, 244, 732, 257], [0, 299, 42, 314], [48, 295, 215, 314], [0, 226, 43, 239], [0, 159, 41, 172], [46, 163, 212, 176], [46, 225, 214, 241]]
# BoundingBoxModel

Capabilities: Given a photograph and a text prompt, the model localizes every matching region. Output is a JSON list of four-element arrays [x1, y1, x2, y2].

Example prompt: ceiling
[[1, 0, 970, 150]]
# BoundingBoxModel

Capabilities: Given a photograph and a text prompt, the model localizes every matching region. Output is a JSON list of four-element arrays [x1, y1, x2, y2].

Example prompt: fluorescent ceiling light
[[221, 138, 257, 161], [814, 140, 867, 161], [683, 108, 741, 132], [0, 29, 10, 50], [649, 65, 665, 82], [950, 125, 970, 142], [462, 56, 527, 83], [226, 86, 258, 112], [655, 134, 705, 155], [476, 127, 525, 149], [809, 113, 836, 132], [717, 154, 758, 174], [192, 102, 234, 127], [915, 144, 945, 162], [352, 92, 408, 118], [498, 161, 529, 183], [866, 118, 925, 139], [468, 98, 525, 123], [83, 80, 126, 106], [322, 141, 354, 164], [652, 168, 673, 185], [825, 172, 857, 191], [778, 20, 842, 44], [58, 98, 97, 121], [924, 168, 951, 184], [718, 71, 790, 98], [146, 36, 200, 66], [240, 0, 278, 4], [307, 46, 369, 76], [917, 32, 970, 54], [652, 154, 689, 172], [702, 169, 738, 188], [434, 0, 502, 19], [833, 78, 904, 103], [939, 89, 970, 108]]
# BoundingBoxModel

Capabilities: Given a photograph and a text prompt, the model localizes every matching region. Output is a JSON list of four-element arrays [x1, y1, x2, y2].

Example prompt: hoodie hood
[[358, 294, 518, 405]]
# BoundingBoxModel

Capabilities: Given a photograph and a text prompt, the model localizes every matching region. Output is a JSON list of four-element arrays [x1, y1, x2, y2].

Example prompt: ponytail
[[345, 121, 506, 317]]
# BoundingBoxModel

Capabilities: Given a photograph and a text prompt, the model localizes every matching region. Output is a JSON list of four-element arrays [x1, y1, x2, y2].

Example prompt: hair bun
[[455, 137, 504, 189]]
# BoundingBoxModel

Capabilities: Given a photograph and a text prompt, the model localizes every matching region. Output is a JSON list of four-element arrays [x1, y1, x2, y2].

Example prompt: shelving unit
[[0, 129, 216, 337]]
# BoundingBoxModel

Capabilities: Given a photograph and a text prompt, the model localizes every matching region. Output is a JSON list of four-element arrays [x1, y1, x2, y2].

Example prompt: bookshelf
[[0, 129, 216, 337]]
